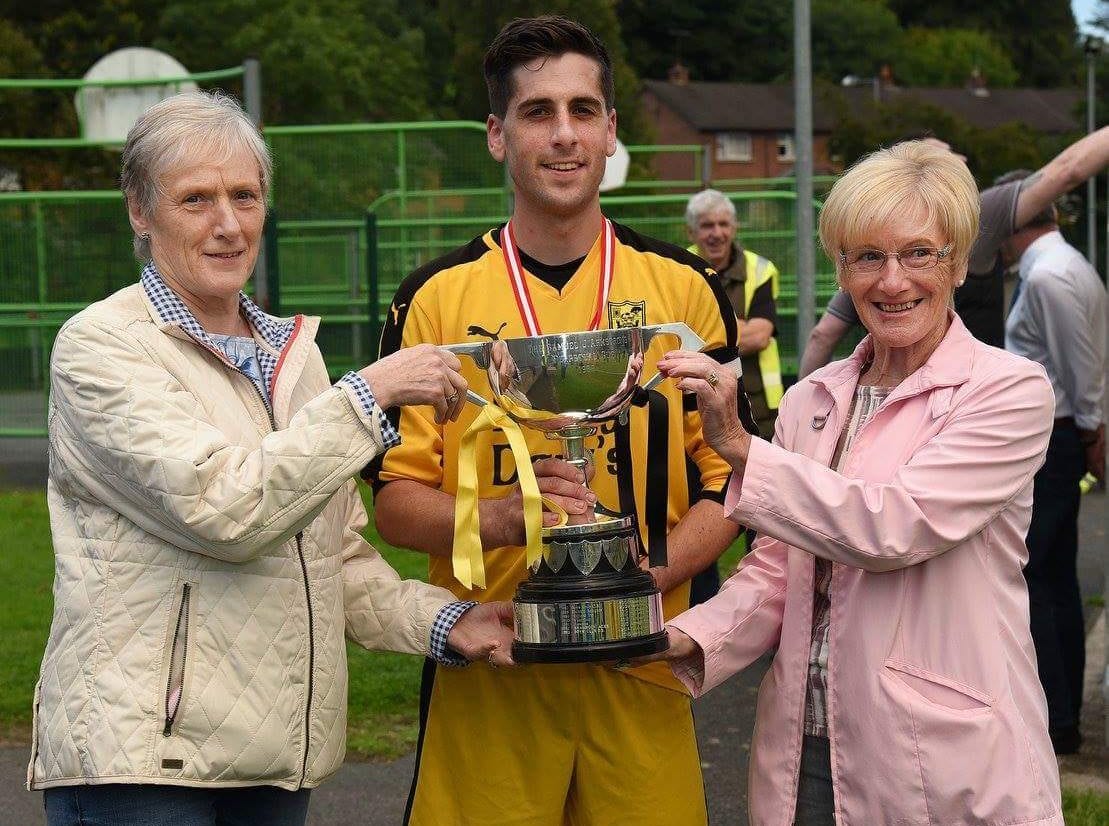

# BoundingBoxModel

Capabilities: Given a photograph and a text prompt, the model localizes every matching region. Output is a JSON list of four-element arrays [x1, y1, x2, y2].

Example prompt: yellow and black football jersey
[[367, 221, 745, 690]]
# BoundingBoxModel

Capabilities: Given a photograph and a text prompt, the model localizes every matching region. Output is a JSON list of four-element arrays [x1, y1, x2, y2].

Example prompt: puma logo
[[390, 302, 407, 324], [466, 322, 508, 341]]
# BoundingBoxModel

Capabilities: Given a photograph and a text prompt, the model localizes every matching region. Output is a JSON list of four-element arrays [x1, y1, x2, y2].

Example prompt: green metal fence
[[0, 119, 849, 436]]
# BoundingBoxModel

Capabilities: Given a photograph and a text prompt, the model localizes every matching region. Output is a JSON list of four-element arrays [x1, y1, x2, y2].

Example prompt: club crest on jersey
[[607, 300, 646, 329]]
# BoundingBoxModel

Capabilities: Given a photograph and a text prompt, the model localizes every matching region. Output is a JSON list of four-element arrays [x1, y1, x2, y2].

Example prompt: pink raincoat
[[670, 314, 1063, 825]]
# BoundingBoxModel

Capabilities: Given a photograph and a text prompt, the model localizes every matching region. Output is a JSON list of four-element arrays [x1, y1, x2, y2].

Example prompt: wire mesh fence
[[0, 118, 847, 436]]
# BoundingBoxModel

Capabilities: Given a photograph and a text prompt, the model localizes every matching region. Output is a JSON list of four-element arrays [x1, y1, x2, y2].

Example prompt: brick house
[[641, 71, 1082, 182]]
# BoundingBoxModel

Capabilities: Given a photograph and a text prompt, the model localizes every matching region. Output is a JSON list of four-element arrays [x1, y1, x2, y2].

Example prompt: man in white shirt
[[1002, 175, 1107, 754]]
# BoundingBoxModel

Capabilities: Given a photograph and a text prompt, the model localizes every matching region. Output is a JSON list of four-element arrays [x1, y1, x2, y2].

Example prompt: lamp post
[[1084, 36, 1101, 270], [794, 0, 815, 361]]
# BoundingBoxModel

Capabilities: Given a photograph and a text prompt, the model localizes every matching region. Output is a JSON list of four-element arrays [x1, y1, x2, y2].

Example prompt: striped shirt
[[804, 383, 891, 737]]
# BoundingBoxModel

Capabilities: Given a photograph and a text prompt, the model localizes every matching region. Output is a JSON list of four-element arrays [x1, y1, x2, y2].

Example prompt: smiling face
[[691, 207, 737, 270], [840, 204, 960, 358], [486, 52, 617, 221], [128, 143, 265, 305]]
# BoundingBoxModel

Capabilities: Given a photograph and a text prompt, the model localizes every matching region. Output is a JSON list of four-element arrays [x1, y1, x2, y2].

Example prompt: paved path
[[1, 436, 1104, 824], [0, 660, 768, 826]]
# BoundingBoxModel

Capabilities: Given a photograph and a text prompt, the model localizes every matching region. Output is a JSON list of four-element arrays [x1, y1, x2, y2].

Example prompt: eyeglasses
[[839, 244, 952, 274]]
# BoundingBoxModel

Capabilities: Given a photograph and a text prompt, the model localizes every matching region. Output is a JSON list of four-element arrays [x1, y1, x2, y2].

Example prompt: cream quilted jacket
[[28, 282, 454, 791]]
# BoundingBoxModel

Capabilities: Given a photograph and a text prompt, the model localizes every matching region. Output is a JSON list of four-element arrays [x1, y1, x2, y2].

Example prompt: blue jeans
[[44, 784, 311, 826]]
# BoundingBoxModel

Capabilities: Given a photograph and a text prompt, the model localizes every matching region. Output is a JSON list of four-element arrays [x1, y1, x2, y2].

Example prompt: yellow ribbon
[[454, 403, 547, 589]]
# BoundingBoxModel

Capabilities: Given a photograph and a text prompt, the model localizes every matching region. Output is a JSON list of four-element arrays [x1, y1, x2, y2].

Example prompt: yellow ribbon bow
[[453, 403, 568, 589]]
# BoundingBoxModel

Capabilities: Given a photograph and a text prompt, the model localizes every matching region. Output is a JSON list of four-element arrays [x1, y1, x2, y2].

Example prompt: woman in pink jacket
[[655, 141, 1061, 825]]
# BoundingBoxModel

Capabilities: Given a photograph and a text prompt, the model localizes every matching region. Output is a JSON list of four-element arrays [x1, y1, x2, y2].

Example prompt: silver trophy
[[444, 322, 706, 663]]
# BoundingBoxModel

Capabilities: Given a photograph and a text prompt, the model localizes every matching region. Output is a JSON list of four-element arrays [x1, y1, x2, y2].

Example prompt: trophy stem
[[555, 426, 594, 478]]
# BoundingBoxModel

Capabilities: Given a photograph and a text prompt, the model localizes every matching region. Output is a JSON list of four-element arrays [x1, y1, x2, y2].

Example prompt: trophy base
[[513, 631, 668, 664], [511, 571, 668, 664]]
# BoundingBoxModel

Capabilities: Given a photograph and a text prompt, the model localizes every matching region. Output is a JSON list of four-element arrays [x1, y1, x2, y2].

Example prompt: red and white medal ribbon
[[500, 217, 615, 336]]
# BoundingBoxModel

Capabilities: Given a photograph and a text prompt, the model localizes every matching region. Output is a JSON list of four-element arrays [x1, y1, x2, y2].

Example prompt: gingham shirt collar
[[140, 262, 295, 353]]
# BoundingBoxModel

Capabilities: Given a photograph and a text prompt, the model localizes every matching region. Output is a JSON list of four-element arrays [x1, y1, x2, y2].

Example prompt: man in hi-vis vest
[[687, 189, 783, 437]]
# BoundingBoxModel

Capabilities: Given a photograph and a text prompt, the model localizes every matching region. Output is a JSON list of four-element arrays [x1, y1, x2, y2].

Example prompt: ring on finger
[[446, 393, 459, 405], [706, 370, 719, 388]]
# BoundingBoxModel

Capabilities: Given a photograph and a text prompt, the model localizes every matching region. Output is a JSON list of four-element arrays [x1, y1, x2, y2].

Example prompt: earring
[[140, 233, 150, 241]]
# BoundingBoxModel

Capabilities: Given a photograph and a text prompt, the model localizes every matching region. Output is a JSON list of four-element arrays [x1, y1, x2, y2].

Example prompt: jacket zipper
[[239, 356, 315, 786], [296, 533, 314, 785], [199, 329, 316, 785], [163, 583, 191, 736]]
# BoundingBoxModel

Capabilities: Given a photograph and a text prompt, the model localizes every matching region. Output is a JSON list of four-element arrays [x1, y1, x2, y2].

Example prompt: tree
[[886, 0, 1080, 87], [617, 0, 790, 83], [157, 0, 432, 124], [895, 28, 1019, 87], [829, 94, 1051, 188], [811, 0, 902, 84]]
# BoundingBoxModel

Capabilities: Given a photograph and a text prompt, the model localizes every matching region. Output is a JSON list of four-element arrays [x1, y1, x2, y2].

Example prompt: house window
[[716, 132, 752, 163], [777, 133, 795, 163]]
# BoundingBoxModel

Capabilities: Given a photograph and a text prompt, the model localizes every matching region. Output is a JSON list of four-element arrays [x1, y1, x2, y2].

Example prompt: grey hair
[[685, 189, 736, 231], [120, 90, 272, 260]]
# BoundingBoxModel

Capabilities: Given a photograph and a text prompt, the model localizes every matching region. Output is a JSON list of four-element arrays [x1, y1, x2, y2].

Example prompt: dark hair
[[483, 16, 614, 118], [994, 169, 1056, 227]]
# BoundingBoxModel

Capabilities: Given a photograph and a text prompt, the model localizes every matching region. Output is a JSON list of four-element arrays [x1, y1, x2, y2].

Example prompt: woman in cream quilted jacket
[[29, 91, 517, 826]]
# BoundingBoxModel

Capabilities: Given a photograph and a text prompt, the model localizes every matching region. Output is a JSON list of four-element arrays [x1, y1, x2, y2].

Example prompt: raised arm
[[1014, 126, 1109, 229], [50, 317, 463, 564]]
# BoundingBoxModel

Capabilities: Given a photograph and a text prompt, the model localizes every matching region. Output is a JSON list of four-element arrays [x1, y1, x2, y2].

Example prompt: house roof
[[642, 80, 1083, 134]]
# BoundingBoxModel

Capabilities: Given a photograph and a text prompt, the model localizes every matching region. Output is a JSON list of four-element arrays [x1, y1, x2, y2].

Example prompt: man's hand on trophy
[[446, 601, 517, 667], [498, 457, 597, 544], [358, 344, 469, 424]]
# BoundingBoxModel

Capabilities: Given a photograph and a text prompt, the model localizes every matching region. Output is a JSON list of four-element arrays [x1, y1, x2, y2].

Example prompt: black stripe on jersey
[[364, 233, 491, 485], [610, 221, 738, 350]]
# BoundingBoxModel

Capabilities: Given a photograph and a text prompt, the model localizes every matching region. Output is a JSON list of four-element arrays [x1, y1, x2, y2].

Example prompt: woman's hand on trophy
[[446, 601, 517, 667], [657, 350, 751, 469], [358, 344, 469, 424], [618, 626, 703, 669]]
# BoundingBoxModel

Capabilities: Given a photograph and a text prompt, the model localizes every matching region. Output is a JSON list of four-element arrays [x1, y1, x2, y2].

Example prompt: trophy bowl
[[445, 323, 706, 663]]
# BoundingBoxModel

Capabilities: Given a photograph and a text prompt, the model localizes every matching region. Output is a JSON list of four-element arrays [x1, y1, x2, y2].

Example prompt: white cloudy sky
[[1072, 0, 1104, 34]]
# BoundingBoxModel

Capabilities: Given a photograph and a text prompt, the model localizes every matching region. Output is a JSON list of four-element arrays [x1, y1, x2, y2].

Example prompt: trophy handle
[[441, 341, 489, 366], [440, 343, 494, 408], [640, 322, 706, 392]]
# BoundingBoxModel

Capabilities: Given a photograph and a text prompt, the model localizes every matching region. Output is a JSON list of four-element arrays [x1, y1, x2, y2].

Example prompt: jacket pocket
[[883, 658, 992, 714], [163, 583, 193, 737]]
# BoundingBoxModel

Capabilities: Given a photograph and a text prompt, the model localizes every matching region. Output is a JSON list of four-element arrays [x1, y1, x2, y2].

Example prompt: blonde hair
[[120, 91, 271, 260], [819, 141, 979, 277]]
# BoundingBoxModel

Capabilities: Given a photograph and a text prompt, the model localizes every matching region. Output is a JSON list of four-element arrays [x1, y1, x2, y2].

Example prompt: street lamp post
[[794, 0, 815, 362]]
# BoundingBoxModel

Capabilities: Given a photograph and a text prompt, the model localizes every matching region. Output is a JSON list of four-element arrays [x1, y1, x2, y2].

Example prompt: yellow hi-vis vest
[[690, 245, 784, 410], [744, 250, 784, 410]]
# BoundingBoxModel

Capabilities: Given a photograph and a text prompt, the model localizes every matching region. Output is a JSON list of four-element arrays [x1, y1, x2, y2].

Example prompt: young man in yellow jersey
[[367, 16, 754, 825]]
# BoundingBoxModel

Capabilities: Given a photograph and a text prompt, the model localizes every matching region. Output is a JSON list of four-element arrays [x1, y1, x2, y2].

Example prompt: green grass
[[0, 490, 56, 742], [0, 486, 747, 759], [1063, 787, 1109, 825]]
